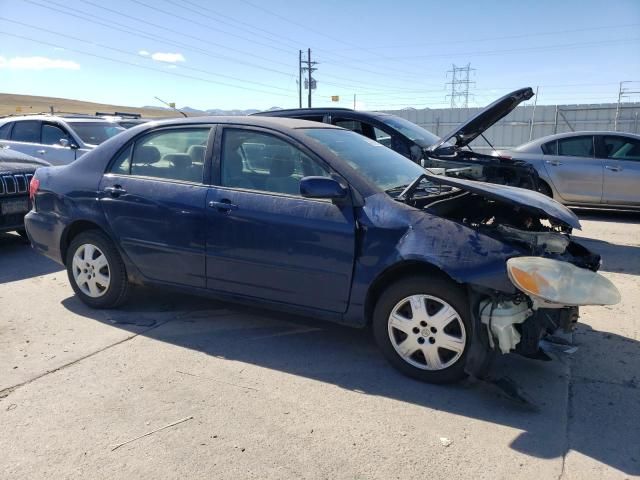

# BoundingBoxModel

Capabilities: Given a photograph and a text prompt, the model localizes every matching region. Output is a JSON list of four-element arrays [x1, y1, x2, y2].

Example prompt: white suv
[[0, 115, 125, 166]]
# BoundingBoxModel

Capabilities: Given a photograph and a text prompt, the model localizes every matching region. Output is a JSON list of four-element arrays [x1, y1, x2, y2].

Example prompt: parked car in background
[[0, 114, 125, 166], [97, 112, 153, 129], [0, 147, 49, 237], [502, 131, 640, 209], [253, 88, 538, 189], [25, 116, 619, 383]]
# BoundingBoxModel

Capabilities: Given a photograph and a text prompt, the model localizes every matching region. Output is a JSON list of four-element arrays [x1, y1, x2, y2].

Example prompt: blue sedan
[[25, 117, 619, 383]]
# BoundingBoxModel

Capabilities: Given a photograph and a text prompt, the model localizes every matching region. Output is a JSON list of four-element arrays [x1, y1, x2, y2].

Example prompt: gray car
[[0, 115, 125, 166], [502, 131, 640, 209]]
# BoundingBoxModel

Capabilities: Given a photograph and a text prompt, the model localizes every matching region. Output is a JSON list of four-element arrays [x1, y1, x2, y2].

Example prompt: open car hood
[[424, 173, 581, 230], [428, 87, 534, 153]]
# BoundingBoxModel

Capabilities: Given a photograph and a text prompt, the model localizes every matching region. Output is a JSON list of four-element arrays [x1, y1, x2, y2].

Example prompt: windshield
[[302, 128, 427, 191], [68, 122, 125, 145], [378, 115, 440, 146]]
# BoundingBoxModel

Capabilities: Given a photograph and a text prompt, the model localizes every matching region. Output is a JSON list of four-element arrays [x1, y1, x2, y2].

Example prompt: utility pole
[[298, 50, 302, 108], [614, 81, 640, 131], [299, 49, 317, 108], [529, 86, 539, 141], [445, 63, 475, 108], [353, 93, 356, 110]]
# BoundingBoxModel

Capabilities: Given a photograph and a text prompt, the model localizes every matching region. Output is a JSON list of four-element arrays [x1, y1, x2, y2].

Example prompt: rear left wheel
[[66, 230, 130, 308]]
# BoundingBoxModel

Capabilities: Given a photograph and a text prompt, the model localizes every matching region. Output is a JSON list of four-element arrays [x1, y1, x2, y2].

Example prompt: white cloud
[[0, 56, 80, 70], [150, 52, 185, 63], [138, 50, 150, 56]]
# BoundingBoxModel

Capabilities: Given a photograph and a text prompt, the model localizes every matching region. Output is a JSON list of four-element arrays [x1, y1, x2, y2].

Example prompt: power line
[[0, 17, 294, 94], [0, 30, 296, 98], [320, 23, 640, 52]]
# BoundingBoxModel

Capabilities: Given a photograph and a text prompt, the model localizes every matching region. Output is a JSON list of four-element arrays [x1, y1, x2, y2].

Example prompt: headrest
[[134, 145, 161, 164], [164, 153, 192, 169], [270, 157, 295, 177], [187, 145, 206, 163]]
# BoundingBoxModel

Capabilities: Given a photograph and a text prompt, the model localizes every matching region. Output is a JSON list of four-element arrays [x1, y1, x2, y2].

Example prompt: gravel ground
[[1, 209, 638, 479]]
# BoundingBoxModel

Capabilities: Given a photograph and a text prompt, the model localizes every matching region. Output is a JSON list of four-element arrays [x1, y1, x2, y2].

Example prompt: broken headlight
[[507, 257, 620, 307]]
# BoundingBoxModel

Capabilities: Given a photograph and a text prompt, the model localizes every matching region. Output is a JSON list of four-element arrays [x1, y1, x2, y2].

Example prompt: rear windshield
[[68, 122, 125, 145]]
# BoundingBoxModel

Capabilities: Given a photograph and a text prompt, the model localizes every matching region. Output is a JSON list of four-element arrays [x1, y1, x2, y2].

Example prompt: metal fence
[[379, 102, 640, 153]]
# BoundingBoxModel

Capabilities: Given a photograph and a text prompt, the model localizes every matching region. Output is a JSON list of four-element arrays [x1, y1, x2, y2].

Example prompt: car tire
[[373, 275, 471, 384], [66, 230, 130, 309]]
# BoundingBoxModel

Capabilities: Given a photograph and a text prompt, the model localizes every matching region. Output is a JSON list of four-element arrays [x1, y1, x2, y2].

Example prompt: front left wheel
[[373, 275, 471, 384], [66, 230, 130, 308]]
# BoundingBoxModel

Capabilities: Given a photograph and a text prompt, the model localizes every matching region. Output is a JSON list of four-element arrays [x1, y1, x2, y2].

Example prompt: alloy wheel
[[387, 294, 466, 371], [72, 243, 110, 298]]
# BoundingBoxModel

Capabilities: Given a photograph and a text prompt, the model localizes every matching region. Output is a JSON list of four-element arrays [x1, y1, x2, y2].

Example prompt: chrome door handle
[[208, 200, 238, 212], [36, 149, 46, 155], [545, 160, 562, 166], [103, 185, 127, 197], [605, 165, 622, 172]]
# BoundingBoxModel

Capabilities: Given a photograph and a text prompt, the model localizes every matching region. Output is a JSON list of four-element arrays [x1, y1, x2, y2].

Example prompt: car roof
[[0, 114, 117, 124], [252, 108, 393, 120], [515, 130, 640, 151], [142, 115, 343, 130]]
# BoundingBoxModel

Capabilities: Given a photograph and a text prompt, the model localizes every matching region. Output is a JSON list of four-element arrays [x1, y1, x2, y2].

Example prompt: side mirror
[[59, 138, 78, 149], [300, 176, 347, 200]]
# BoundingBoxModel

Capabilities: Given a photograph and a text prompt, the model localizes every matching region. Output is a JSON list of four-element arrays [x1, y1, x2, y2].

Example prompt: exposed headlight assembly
[[507, 257, 621, 307]]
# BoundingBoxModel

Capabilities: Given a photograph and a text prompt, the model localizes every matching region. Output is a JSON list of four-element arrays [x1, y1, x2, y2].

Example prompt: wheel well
[[60, 220, 104, 265], [538, 179, 553, 198], [364, 261, 454, 325]]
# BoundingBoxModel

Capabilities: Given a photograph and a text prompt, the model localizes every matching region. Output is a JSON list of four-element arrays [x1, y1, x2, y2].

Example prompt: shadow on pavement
[[574, 208, 640, 225], [61, 287, 640, 475], [0, 232, 63, 284]]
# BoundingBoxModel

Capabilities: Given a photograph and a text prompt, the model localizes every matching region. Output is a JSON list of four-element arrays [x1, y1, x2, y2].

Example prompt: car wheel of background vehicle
[[66, 230, 130, 309], [538, 180, 553, 198], [373, 275, 471, 384]]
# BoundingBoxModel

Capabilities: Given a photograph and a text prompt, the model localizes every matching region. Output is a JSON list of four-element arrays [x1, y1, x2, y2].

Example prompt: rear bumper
[[24, 210, 65, 265]]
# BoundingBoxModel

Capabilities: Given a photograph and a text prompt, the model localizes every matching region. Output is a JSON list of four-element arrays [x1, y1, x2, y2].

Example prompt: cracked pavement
[[1, 209, 638, 479]]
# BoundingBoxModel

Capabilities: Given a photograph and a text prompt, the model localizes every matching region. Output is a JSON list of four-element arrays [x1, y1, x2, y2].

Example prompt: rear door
[[330, 115, 414, 159], [542, 135, 603, 204], [600, 135, 640, 206], [39, 122, 77, 165], [5, 120, 42, 158], [205, 126, 356, 313], [99, 126, 212, 287]]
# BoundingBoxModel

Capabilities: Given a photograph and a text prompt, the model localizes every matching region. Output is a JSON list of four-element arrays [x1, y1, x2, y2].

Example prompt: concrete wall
[[378, 102, 640, 153]]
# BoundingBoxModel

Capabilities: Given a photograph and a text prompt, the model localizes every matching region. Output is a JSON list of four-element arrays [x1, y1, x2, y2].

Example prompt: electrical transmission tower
[[299, 49, 318, 108], [614, 80, 640, 131], [445, 63, 475, 108]]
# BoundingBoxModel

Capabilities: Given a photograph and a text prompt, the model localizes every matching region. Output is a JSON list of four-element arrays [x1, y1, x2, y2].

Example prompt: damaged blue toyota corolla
[[24, 117, 620, 383]]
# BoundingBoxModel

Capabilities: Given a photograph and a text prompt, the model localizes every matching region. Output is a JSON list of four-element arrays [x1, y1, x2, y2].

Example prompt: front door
[[600, 135, 640, 206], [542, 135, 603, 204], [40, 123, 77, 165], [99, 126, 212, 287], [205, 127, 356, 313]]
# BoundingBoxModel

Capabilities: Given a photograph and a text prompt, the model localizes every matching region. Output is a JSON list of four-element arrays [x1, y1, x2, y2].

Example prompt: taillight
[[29, 177, 40, 201]]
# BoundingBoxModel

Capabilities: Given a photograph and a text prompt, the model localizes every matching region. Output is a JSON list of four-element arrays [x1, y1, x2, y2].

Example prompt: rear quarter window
[[541, 140, 557, 155], [0, 122, 13, 140]]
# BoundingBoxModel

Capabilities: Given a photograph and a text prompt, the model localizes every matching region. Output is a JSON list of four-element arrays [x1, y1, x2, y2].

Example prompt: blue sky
[[0, 0, 639, 111]]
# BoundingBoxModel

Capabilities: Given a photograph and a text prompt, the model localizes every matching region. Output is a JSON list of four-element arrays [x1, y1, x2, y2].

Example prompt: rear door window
[[602, 136, 640, 161], [0, 122, 13, 140], [110, 128, 210, 183], [11, 120, 41, 143], [557, 136, 593, 157], [332, 118, 365, 135]]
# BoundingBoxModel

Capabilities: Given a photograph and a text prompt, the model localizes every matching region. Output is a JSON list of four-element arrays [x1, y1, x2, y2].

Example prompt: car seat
[[265, 157, 299, 195]]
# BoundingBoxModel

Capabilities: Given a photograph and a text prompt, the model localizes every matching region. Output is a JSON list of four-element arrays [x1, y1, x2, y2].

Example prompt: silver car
[[0, 115, 125, 166], [504, 131, 640, 209]]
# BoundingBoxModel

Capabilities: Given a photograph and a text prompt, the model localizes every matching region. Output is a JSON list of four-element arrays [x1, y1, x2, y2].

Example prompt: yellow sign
[[331, 96, 339, 102], [169, 102, 176, 108], [16, 106, 22, 112]]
